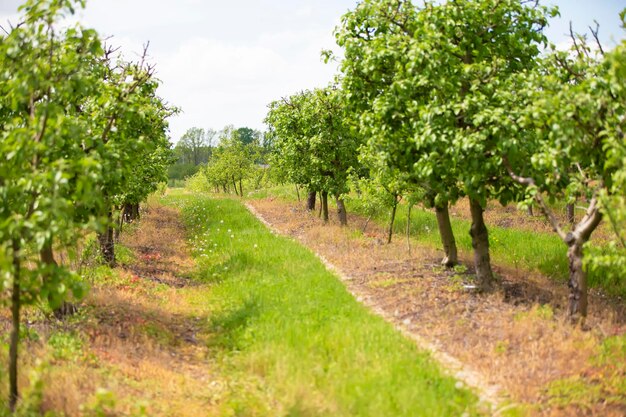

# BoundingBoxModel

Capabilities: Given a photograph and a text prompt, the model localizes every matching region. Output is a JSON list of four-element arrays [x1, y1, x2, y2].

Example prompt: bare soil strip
[[35, 204, 218, 416], [246, 198, 626, 417]]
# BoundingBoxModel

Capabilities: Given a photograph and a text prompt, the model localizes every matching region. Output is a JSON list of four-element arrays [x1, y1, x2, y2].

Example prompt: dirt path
[[246, 198, 626, 417]]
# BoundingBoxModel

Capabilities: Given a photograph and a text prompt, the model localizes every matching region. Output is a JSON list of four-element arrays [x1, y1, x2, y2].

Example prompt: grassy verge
[[163, 191, 483, 417], [246, 185, 624, 297]]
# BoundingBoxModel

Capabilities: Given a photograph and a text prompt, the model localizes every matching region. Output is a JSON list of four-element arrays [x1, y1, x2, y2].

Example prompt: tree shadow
[[207, 297, 260, 351]]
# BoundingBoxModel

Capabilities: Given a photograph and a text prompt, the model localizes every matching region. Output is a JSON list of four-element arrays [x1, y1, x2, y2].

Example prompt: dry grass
[[1, 202, 222, 416], [247, 198, 626, 417]]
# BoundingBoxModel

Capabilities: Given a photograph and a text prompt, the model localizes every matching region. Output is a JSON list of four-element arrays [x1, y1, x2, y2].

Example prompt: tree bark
[[362, 215, 372, 233], [469, 198, 495, 291], [566, 202, 575, 227], [122, 203, 137, 223], [321, 191, 329, 222], [567, 241, 587, 320], [239, 179, 243, 197], [98, 209, 116, 267], [387, 200, 398, 244], [9, 239, 21, 411], [232, 178, 239, 196], [564, 205, 602, 320], [435, 203, 458, 267], [505, 161, 603, 321], [306, 191, 316, 211], [116, 209, 123, 242], [295, 184, 301, 202], [407, 204, 413, 256], [336, 196, 348, 226], [40, 244, 78, 319], [318, 193, 323, 218]]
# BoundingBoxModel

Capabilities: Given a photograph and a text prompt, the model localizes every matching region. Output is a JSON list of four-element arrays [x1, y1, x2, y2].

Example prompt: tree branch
[[589, 21, 605, 56], [576, 188, 603, 242], [503, 156, 567, 240]]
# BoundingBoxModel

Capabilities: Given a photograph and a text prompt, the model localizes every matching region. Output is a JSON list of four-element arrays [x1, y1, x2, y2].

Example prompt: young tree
[[0, 0, 176, 406], [234, 126, 261, 146], [92, 46, 176, 267], [178, 127, 212, 166], [0, 0, 105, 407], [505, 20, 626, 320], [266, 86, 361, 225], [336, 0, 555, 286]]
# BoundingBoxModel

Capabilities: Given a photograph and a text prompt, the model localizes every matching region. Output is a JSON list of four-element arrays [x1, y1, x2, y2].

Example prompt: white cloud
[[155, 30, 340, 140]]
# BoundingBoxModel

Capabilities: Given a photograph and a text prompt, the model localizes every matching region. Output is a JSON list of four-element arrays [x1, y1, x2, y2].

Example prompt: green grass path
[[163, 192, 483, 417]]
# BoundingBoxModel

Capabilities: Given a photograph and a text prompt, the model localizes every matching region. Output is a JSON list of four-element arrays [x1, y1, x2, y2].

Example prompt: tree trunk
[[318, 193, 323, 218], [527, 205, 534, 216], [407, 204, 413, 256], [232, 178, 239, 196], [567, 241, 587, 320], [306, 191, 316, 211], [116, 208, 123, 242], [321, 191, 329, 222], [40, 244, 77, 318], [362, 215, 372, 233], [295, 185, 301, 202], [222, 184, 227, 193], [566, 202, 575, 227], [435, 203, 458, 267], [563, 205, 602, 320], [239, 179, 243, 197], [336, 196, 348, 226], [469, 198, 495, 291], [98, 209, 116, 267], [387, 201, 398, 244], [123, 203, 139, 223], [9, 239, 21, 411]]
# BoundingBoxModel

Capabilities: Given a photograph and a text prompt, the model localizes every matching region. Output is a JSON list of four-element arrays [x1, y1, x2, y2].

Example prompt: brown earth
[[247, 197, 626, 417], [0, 203, 221, 416]]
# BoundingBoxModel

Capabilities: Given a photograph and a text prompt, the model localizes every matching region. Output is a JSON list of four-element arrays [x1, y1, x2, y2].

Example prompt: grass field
[[164, 191, 483, 416]]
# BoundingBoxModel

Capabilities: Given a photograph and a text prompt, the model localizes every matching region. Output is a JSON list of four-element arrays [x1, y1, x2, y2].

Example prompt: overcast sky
[[1, 1, 625, 142]]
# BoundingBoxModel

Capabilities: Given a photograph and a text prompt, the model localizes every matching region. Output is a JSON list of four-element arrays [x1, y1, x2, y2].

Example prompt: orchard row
[[264, 0, 626, 321], [0, 0, 175, 409]]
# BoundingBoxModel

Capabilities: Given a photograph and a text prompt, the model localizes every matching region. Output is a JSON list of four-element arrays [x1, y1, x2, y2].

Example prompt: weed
[[494, 340, 510, 355], [514, 304, 554, 322], [369, 278, 410, 289], [453, 264, 468, 274], [47, 332, 84, 362]]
